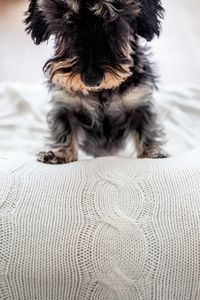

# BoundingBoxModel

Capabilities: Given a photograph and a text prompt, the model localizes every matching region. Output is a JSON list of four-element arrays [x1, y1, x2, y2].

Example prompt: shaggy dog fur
[[25, 0, 167, 164]]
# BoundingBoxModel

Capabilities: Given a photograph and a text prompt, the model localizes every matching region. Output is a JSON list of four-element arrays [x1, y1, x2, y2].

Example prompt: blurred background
[[0, 0, 200, 85]]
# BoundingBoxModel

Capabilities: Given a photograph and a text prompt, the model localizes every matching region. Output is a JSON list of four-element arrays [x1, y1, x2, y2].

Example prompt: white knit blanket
[[0, 83, 200, 299], [0, 150, 200, 299]]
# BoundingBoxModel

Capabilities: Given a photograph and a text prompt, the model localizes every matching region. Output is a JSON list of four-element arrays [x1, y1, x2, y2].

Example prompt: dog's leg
[[133, 103, 168, 159], [37, 105, 78, 164]]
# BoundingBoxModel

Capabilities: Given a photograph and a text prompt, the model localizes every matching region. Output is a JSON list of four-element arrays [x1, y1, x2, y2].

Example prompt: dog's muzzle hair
[[48, 61, 132, 95], [25, 0, 167, 164], [45, 43, 134, 95]]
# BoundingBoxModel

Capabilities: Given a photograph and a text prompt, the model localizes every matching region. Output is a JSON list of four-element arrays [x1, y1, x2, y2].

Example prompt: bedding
[[0, 149, 200, 299], [0, 82, 200, 300]]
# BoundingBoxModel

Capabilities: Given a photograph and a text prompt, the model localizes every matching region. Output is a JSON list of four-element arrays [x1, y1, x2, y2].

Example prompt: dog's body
[[25, 0, 167, 164]]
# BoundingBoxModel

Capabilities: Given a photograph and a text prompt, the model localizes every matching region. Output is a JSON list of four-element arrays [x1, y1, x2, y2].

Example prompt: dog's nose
[[81, 69, 103, 87]]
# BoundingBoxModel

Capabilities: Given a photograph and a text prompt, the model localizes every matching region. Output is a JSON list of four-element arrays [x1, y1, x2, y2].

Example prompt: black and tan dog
[[25, 0, 167, 164]]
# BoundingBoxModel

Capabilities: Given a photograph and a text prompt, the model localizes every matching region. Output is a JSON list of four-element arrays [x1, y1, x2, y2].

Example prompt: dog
[[25, 0, 167, 164]]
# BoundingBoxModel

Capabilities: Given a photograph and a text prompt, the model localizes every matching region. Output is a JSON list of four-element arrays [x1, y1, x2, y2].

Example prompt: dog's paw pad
[[139, 149, 169, 159], [37, 151, 56, 164], [146, 150, 169, 159], [37, 149, 77, 164]]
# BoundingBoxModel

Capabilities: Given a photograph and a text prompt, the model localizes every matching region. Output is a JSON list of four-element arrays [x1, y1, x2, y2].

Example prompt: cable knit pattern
[[0, 150, 200, 300]]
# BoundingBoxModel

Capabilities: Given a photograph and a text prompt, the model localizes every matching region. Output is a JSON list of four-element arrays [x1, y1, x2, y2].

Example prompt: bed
[[0, 83, 200, 300]]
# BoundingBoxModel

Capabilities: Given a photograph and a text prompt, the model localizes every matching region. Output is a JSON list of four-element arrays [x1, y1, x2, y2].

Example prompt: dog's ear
[[134, 0, 164, 41], [24, 0, 49, 45]]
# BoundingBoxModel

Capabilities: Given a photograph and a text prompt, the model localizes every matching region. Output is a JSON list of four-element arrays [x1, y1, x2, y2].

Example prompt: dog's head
[[25, 0, 163, 94]]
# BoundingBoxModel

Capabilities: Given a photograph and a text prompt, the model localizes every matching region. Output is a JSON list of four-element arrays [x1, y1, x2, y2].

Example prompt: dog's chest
[[75, 95, 127, 131], [74, 95, 131, 156]]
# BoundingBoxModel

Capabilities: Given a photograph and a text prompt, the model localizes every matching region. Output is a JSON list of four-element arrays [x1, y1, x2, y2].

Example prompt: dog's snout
[[81, 69, 103, 87]]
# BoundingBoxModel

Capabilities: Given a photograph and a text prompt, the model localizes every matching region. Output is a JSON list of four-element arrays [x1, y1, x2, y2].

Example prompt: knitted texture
[[0, 150, 200, 300]]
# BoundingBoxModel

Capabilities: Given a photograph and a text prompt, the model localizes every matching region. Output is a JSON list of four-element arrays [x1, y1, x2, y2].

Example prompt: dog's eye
[[109, 10, 118, 20], [64, 13, 70, 20], [64, 12, 74, 23]]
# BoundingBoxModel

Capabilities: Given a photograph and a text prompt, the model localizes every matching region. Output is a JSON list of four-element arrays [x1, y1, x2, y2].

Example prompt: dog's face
[[25, 0, 163, 94]]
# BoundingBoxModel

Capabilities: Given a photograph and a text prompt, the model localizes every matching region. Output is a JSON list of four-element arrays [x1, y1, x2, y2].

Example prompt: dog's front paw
[[139, 149, 169, 159], [37, 147, 77, 164]]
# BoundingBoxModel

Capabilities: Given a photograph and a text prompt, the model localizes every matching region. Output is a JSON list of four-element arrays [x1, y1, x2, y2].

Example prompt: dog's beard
[[45, 42, 134, 95], [49, 63, 132, 95]]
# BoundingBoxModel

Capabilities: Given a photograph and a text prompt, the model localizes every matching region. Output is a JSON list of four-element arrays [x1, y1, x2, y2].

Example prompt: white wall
[[152, 0, 200, 85]]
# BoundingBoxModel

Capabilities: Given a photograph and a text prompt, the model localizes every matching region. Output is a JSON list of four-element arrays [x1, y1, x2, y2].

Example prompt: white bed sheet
[[0, 82, 199, 158]]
